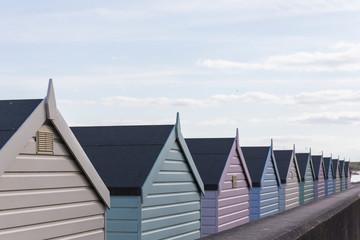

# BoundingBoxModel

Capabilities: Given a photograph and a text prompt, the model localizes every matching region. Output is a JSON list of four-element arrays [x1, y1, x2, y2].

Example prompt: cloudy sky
[[1, 0, 360, 160]]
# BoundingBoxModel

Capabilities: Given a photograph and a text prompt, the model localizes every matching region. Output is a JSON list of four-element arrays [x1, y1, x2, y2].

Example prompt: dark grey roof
[[323, 157, 333, 176], [71, 125, 174, 196], [332, 159, 339, 177], [312, 155, 323, 180], [273, 150, 293, 184], [0, 99, 42, 150], [241, 146, 270, 187], [345, 162, 350, 177], [296, 153, 310, 181], [339, 160, 345, 177], [186, 138, 235, 190]]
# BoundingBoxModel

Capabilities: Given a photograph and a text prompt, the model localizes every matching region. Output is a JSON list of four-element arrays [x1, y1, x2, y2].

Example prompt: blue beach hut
[[323, 156, 334, 196], [72, 114, 205, 240], [241, 140, 281, 221], [296, 151, 315, 204]]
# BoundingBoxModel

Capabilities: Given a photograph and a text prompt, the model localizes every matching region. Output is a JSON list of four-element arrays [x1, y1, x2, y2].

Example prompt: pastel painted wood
[[344, 162, 351, 189], [312, 154, 326, 200], [332, 159, 340, 193], [323, 157, 334, 196], [72, 114, 204, 240], [241, 140, 281, 221], [339, 160, 346, 191], [0, 80, 109, 239], [186, 131, 252, 237], [274, 147, 301, 211], [296, 152, 315, 205]]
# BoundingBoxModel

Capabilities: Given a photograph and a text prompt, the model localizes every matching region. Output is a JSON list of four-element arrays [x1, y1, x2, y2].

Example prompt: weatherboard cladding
[[242, 146, 279, 221], [324, 157, 334, 196], [186, 138, 250, 236], [339, 160, 345, 191], [312, 155, 326, 200], [332, 159, 340, 193], [0, 119, 106, 239], [73, 125, 202, 240], [345, 162, 351, 189], [296, 153, 314, 204], [274, 150, 300, 211]]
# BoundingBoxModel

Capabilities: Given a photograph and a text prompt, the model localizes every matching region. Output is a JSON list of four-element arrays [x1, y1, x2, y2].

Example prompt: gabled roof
[[274, 149, 300, 184], [323, 157, 333, 176], [332, 159, 339, 177], [312, 155, 326, 180], [72, 114, 205, 197], [345, 162, 350, 177], [186, 138, 235, 190], [0, 99, 42, 150], [296, 152, 314, 181], [0, 80, 110, 208], [242, 143, 280, 188], [72, 125, 174, 195], [339, 160, 345, 177], [186, 131, 252, 191]]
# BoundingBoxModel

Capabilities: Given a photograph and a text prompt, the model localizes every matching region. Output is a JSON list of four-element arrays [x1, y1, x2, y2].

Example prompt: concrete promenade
[[201, 184, 360, 240]]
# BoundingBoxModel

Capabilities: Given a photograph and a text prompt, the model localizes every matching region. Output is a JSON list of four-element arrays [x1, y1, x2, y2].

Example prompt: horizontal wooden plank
[[219, 187, 248, 199], [51, 229, 105, 240], [218, 195, 248, 208], [166, 230, 200, 240], [260, 186, 279, 194], [224, 172, 246, 181], [202, 198, 217, 208], [0, 201, 104, 229], [6, 155, 80, 172], [219, 208, 249, 225], [202, 216, 216, 226], [202, 225, 217, 235], [21, 139, 71, 156], [166, 151, 185, 161], [107, 207, 139, 220], [107, 219, 138, 233], [0, 173, 88, 191], [219, 216, 249, 232], [155, 171, 194, 183], [149, 182, 198, 194], [262, 179, 278, 187], [0, 215, 104, 240], [171, 141, 181, 150], [161, 160, 190, 172], [141, 220, 200, 240], [144, 192, 200, 207], [110, 196, 140, 208], [203, 191, 217, 199], [202, 207, 216, 217], [218, 202, 249, 216], [107, 232, 138, 240], [227, 166, 245, 175], [0, 187, 98, 210], [142, 201, 200, 219], [222, 180, 248, 190], [142, 211, 200, 232]]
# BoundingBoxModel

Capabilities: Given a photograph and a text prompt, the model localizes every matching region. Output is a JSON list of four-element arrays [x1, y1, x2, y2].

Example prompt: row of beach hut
[[0, 81, 352, 239]]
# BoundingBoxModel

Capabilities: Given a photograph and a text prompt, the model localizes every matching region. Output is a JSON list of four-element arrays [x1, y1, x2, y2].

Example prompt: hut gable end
[[0, 120, 106, 239], [141, 139, 201, 240]]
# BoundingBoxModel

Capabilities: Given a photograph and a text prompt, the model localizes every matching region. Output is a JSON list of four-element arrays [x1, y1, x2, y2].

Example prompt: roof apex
[[45, 79, 57, 119]]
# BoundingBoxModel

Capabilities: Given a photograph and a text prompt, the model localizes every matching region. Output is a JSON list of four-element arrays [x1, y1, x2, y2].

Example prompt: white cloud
[[197, 42, 360, 72], [198, 118, 237, 126], [289, 112, 360, 125], [100, 89, 360, 109]]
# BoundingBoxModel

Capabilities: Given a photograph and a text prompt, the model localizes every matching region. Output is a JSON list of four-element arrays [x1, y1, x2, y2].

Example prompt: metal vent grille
[[37, 130, 54, 154]]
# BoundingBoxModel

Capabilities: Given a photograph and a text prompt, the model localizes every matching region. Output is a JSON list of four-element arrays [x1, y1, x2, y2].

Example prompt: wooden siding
[[340, 176, 346, 191], [285, 158, 299, 210], [107, 196, 141, 240], [317, 163, 326, 199], [141, 141, 201, 240], [300, 163, 314, 204], [259, 158, 279, 219], [333, 178, 337, 193], [218, 148, 250, 232], [201, 191, 218, 237], [0, 121, 106, 239], [347, 177, 351, 189], [279, 184, 285, 212], [325, 167, 334, 196], [336, 167, 341, 192]]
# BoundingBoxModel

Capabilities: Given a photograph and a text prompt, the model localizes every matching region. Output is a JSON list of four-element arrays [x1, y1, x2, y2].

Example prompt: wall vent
[[232, 175, 237, 188], [37, 130, 54, 154]]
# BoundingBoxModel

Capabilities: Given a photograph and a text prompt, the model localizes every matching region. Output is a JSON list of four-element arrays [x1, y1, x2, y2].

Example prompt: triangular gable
[[312, 155, 327, 180], [0, 80, 110, 208], [290, 149, 301, 183], [260, 140, 282, 188], [218, 129, 253, 191], [142, 113, 205, 202], [339, 160, 345, 177], [308, 154, 316, 181]]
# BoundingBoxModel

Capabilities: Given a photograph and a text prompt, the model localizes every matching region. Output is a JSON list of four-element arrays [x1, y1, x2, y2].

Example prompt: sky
[[0, 0, 360, 160]]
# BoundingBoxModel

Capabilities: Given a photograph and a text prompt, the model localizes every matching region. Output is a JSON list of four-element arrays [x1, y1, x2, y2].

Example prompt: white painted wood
[[285, 159, 299, 210], [0, 122, 106, 239]]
